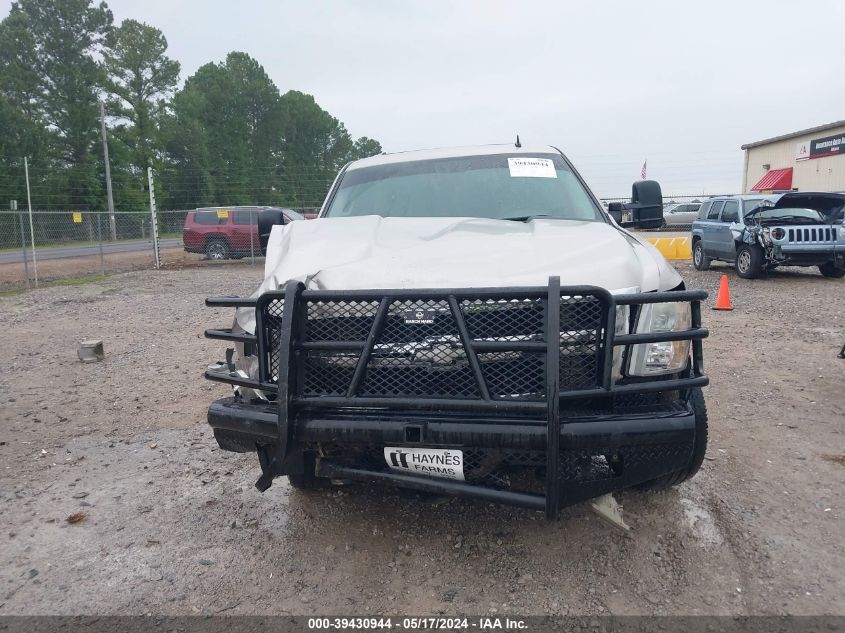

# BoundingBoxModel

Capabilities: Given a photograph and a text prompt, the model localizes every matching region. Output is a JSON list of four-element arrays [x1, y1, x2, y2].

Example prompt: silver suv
[[662, 202, 701, 227], [691, 193, 845, 278]]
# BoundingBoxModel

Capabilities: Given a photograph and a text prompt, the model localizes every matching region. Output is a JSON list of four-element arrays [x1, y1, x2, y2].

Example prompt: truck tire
[[205, 238, 230, 260], [818, 262, 845, 278], [636, 387, 708, 491], [735, 244, 764, 279], [692, 239, 710, 271], [287, 451, 323, 490]]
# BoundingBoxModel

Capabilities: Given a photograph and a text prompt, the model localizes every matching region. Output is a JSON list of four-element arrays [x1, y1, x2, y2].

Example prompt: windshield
[[742, 199, 764, 213], [324, 153, 603, 221], [748, 207, 826, 224]]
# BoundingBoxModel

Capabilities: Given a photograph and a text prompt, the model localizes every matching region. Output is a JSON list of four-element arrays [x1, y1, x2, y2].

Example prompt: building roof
[[348, 144, 559, 170], [750, 167, 793, 192], [741, 120, 845, 150]]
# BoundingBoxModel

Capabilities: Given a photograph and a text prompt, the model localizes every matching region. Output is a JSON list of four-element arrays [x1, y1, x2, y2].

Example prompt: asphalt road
[[0, 237, 183, 264]]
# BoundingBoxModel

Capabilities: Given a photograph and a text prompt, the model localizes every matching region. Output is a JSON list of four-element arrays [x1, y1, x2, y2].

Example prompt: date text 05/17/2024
[[307, 617, 528, 630]]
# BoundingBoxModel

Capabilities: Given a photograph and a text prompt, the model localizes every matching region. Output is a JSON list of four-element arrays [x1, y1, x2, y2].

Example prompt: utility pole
[[99, 100, 117, 241], [24, 157, 38, 287]]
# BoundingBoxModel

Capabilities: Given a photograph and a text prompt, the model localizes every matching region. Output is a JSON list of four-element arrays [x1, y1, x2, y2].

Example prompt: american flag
[[640, 159, 647, 180]]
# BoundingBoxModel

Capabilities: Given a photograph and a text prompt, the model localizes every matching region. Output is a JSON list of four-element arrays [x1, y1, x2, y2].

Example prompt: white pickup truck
[[203, 143, 709, 520]]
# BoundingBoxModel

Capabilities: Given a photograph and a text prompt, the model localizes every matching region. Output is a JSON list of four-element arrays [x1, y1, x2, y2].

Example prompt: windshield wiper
[[500, 214, 554, 222]]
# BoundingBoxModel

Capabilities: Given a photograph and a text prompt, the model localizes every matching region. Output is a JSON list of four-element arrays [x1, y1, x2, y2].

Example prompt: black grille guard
[[204, 277, 708, 519]]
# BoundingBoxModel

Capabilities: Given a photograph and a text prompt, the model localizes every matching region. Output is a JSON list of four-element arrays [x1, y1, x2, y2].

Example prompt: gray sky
[[6, 0, 844, 196]]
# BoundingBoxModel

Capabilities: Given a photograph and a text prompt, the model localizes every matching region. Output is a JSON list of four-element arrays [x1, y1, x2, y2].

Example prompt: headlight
[[628, 302, 691, 376]]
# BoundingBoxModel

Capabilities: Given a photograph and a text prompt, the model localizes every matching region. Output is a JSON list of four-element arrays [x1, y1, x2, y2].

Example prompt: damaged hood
[[236, 216, 681, 333], [772, 192, 845, 222]]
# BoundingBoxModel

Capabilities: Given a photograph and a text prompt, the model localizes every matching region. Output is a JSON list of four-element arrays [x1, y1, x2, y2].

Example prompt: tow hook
[[255, 446, 306, 491], [255, 446, 276, 492]]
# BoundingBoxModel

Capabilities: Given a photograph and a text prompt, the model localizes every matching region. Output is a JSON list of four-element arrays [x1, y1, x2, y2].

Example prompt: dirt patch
[[0, 262, 843, 616], [820, 454, 845, 466]]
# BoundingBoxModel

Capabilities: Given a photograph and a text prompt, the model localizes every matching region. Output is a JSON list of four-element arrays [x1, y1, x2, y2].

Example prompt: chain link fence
[[1, 210, 156, 290], [0, 196, 721, 292]]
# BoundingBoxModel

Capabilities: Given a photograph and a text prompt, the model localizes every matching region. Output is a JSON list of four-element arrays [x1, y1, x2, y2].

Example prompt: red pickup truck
[[183, 207, 305, 260]]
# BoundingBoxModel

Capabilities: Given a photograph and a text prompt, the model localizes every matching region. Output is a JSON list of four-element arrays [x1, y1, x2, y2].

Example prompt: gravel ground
[[0, 261, 843, 616]]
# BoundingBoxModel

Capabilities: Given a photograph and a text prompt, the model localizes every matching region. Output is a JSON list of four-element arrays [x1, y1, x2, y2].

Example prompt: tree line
[[0, 0, 382, 214]]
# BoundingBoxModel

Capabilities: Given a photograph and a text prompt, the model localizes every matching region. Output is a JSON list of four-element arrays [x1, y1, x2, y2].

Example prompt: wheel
[[735, 244, 764, 279], [205, 238, 230, 260], [818, 262, 845, 278], [287, 451, 323, 490], [692, 240, 710, 271], [637, 387, 708, 491]]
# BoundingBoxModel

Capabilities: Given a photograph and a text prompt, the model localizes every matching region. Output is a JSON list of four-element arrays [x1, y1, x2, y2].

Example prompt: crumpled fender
[[732, 222, 760, 246]]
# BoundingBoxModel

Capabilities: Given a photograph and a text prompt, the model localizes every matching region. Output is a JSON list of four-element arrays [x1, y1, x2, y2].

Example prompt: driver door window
[[707, 201, 724, 220], [720, 201, 739, 223]]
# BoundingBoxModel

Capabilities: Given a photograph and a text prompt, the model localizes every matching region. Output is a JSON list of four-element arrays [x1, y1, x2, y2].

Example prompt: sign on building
[[795, 132, 845, 161]]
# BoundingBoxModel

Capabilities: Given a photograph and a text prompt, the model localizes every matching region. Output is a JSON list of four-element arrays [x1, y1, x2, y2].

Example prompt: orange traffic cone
[[713, 274, 733, 311]]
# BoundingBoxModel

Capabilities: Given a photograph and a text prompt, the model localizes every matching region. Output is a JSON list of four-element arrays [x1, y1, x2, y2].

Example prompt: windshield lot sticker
[[384, 447, 465, 480], [507, 157, 557, 178]]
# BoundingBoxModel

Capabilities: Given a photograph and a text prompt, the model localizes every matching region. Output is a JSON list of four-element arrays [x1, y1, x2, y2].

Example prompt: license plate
[[383, 447, 464, 481]]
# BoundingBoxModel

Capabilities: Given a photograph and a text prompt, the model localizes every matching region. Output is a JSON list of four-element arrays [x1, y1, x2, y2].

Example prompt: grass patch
[[49, 272, 113, 286], [0, 272, 113, 297]]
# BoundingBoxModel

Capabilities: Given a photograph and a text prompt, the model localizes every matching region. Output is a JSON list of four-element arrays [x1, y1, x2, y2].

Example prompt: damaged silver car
[[691, 192, 845, 279]]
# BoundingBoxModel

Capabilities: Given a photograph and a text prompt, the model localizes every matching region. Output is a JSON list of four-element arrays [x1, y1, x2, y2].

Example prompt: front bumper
[[203, 277, 708, 519], [770, 224, 844, 264], [209, 394, 699, 513]]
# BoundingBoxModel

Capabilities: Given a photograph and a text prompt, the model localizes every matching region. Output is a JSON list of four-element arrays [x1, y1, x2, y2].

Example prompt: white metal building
[[741, 120, 845, 193]]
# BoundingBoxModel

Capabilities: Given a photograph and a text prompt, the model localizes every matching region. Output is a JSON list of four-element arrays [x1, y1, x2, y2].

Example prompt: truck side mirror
[[608, 181, 664, 228], [628, 180, 664, 229], [258, 209, 287, 255]]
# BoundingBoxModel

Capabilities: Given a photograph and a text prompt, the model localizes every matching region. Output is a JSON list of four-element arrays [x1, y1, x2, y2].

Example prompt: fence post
[[16, 205, 31, 289], [97, 213, 105, 275], [24, 156, 38, 287], [147, 167, 161, 269], [250, 207, 255, 266]]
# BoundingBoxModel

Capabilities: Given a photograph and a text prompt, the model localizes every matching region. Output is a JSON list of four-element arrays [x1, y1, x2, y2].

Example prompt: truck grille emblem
[[403, 309, 436, 325]]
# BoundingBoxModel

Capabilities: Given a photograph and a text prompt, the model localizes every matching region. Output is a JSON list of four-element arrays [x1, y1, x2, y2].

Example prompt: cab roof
[[347, 144, 562, 170]]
